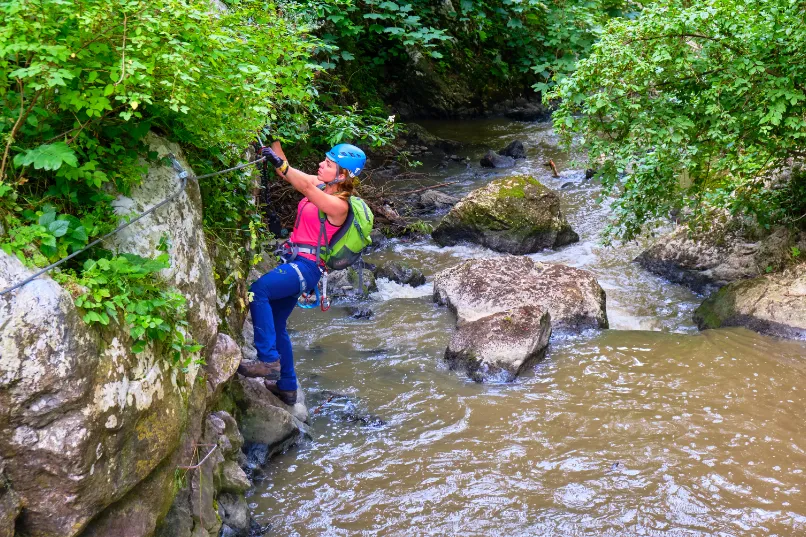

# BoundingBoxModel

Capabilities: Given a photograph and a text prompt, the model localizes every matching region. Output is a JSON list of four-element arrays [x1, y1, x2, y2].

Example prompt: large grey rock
[[0, 134, 231, 537], [375, 261, 426, 287], [636, 225, 806, 293], [434, 256, 608, 332], [498, 140, 526, 159], [232, 376, 307, 447], [108, 132, 219, 350], [0, 468, 21, 537], [154, 410, 247, 537], [218, 493, 249, 536], [693, 264, 806, 339], [218, 461, 251, 494], [480, 150, 515, 169], [206, 334, 242, 401], [418, 190, 460, 213], [445, 306, 551, 382], [432, 176, 578, 254]]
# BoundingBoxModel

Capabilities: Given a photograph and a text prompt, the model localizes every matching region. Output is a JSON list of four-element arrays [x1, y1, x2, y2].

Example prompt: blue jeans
[[249, 258, 322, 392]]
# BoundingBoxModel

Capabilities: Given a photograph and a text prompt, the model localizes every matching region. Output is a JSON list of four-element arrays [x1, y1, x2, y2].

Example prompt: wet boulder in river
[[498, 140, 526, 159], [431, 175, 579, 255], [375, 260, 426, 287], [418, 190, 460, 213], [434, 255, 608, 332], [480, 150, 515, 168], [693, 264, 806, 340], [445, 305, 551, 382], [636, 225, 806, 294]]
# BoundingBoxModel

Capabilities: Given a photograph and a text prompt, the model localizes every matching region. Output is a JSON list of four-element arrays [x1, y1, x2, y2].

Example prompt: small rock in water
[[347, 306, 374, 319], [249, 519, 271, 536], [480, 150, 515, 169], [220, 525, 239, 537], [312, 391, 386, 428], [585, 168, 596, 180], [498, 140, 526, 159], [561, 182, 575, 190], [611, 461, 620, 471], [376, 260, 426, 287]]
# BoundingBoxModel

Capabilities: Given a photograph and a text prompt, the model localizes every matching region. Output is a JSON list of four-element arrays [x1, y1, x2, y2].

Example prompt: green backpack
[[317, 196, 374, 270]]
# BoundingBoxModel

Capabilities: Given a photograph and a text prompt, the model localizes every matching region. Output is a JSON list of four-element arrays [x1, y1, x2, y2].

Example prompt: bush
[[550, 0, 806, 241]]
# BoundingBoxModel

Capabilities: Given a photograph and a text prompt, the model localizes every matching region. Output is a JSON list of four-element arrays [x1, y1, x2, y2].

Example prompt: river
[[250, 119, 806, 536]]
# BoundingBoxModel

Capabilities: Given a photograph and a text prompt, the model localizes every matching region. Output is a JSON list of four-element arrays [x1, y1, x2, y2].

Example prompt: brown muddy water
[[251, 119, 806, 536]]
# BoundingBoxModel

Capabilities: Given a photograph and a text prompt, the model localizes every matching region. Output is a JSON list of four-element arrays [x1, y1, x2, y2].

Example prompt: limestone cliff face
[[0, 135, 250, 537]]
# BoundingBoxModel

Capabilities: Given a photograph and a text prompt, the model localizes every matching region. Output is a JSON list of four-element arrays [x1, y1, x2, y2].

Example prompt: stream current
[[251, 119, 806, 536]]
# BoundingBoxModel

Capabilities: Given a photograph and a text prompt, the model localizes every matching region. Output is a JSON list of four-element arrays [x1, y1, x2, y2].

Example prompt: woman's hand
[[261, 147, 288, 175]]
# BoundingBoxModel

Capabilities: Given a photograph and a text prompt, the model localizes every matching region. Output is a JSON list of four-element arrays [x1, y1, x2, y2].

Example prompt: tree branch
[[1, 82, 42, 182]]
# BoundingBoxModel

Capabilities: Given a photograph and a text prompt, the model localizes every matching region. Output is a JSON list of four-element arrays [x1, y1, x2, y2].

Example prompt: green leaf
[[13, 143, 78, 171], [83, 311, 102, 324], [48, 220, 70, 237], [38, 210, 56, 227], [131, 340, 147, 354], [70, 226, 89, 243]]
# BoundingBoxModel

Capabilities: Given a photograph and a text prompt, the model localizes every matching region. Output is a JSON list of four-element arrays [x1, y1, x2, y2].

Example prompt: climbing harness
[[274, 244, 331, 311], [0, 155, 265, 297], [276, 192, 373, 309]]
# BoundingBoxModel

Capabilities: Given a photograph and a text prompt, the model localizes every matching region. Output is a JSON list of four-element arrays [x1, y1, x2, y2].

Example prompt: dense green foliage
[[0, 0, 322, 363], [551, 0, 806, 241], [303, 0, 644, 106], [58, 250, 203, 369]]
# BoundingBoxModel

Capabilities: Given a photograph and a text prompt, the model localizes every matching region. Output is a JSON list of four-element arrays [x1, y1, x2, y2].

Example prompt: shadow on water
[[249, 119, 806, 536]]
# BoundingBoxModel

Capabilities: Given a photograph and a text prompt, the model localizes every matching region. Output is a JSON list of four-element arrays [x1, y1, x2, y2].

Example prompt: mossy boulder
[[375, 260, 426, 287], [431, 175, 578, 254], [636, 224, 806, 294], [693, 264, 806, 339]]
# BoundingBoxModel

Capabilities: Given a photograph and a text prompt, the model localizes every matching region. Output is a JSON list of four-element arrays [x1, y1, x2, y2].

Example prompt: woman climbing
[[237, 142, 367, 405]]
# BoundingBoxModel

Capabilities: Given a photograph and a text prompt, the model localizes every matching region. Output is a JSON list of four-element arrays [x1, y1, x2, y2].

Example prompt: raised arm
[[262, 145, 349, 225]]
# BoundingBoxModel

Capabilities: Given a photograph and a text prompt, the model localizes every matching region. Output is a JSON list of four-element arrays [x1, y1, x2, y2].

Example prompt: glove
[[260, 146, 285, 169]]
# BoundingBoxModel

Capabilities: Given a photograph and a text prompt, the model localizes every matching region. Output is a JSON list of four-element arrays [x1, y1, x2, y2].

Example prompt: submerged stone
[[375, 260, 426, 287], [480, 150, 515, 168]]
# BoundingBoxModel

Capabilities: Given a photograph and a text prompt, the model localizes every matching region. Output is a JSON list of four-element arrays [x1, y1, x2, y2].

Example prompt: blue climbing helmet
[[326, 143, 366, 178]]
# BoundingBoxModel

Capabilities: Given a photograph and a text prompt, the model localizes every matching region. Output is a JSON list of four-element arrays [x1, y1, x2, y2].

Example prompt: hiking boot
[[263, 380, 297, 405], [237, 360, 280, 380]]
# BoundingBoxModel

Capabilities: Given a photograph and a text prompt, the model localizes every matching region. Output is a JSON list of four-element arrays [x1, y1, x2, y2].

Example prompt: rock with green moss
[[693, 265, 806, 339], [636, 224, 806, 294], [0, 134, 238, 537], [328, 267, 377, 297], [375, 261, 426, 287], [431, 175, 578, 254]]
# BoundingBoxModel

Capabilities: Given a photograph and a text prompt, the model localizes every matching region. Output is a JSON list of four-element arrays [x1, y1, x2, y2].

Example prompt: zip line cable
[[0, 155, 266, 297]]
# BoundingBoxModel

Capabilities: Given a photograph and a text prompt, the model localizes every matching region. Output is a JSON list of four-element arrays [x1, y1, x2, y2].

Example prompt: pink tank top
[[289, 198, 341, 261]]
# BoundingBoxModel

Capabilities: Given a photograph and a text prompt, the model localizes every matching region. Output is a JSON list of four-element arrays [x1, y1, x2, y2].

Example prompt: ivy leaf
[[83, 311, 102, 324], [341, 50, 355, 61], [13, 142, 78, 171], [48, 220, 70, 237], [132, 340, 147, 354], [70, 225, 89, 243]]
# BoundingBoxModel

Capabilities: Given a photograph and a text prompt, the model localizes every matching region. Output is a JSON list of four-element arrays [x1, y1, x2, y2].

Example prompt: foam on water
[[371, 278, 434, 301]]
